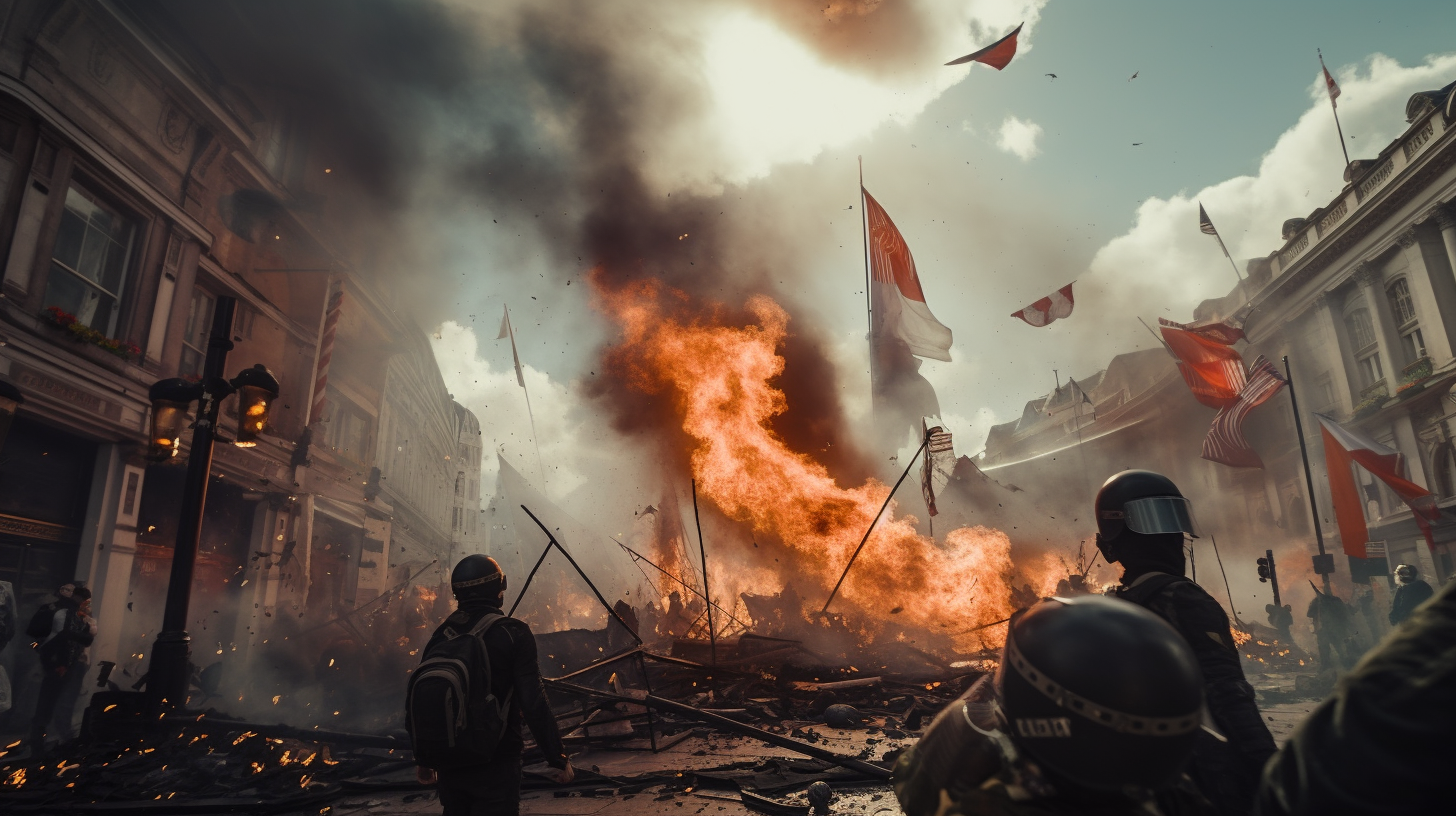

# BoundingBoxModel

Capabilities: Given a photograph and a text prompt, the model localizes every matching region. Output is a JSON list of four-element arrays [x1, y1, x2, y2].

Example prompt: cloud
[[995, 115, 1043, 160]]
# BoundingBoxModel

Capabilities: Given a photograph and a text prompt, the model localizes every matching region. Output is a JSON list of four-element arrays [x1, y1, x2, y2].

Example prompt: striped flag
[[920, 419, 955, 517], [1319, 52, 1341, 109], [1198, 203, 1220, 238], [1201, 356, 1287, 468], [308, 283, 346, 426], [945, 22, 1023, 70], [1161, 324, 1245, 408]]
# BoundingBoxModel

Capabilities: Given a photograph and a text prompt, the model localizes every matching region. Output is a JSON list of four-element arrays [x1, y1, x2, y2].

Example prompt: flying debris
[[945, 22, 1023, 69], [1044, 73, 1058, 79], [1128, 70, 1140, 81], [1132, 142, 1143, 146]]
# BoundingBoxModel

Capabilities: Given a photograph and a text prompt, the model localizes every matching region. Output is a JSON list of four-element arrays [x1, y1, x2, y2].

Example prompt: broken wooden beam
[[546, 679, 891, 779]]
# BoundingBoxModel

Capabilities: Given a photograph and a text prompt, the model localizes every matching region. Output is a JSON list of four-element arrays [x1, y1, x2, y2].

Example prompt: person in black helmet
[[414, 555, 573, 816], [893, 596, 1215, 815], [1388, 563, 1434, 626], [1093, 470, 1275, 816]]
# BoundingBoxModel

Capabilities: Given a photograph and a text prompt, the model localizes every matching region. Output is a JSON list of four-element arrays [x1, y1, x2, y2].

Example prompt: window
[[43, 184, 137, 336], [324, 387, 373, 463], [1345, 308, 1376, 351], [179, 288, 214, 378], [1388, 278, 1417, 326], [1402, 327, 1427, 364], [1357, 351, 1383, 389]]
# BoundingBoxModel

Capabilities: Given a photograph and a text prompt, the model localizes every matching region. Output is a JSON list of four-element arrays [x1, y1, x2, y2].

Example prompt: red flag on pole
[[1318, 415, 1442, 557], [1319, 53, 1341, 108], [1160, 325, 1245, 407], [1011, 283, 1075, 327], [945, 23, 1023, 69], [863, 188, 953, 361], [1158, 317, 1246, 346]]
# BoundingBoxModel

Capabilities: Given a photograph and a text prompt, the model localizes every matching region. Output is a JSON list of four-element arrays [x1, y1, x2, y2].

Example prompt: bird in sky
[[1129, 70, 1140, 81], [1045, 73, 1057, 79], [1132, 142, 1143, 146]]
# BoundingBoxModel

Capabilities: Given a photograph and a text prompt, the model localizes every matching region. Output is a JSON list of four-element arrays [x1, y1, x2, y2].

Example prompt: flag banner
[[1041, 376, 1095, 415], [498, 305, 526, 387], [1317, 415, 1442, 556], [864, 188, 954, 362], [920, 418, 956, 517], [1161, 325, 1245, 407], [1320, 57, 1341, 108], [1158, 317, 1246, 346], [945, 22, 1023, 69], [1011, 283, 1075, 327], [1201, 356, 1287, 468], [1198, 203, 1219, 237]]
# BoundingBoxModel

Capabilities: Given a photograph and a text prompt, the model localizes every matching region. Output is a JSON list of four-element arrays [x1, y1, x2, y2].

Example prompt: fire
[[595, 274, 1033, 646]]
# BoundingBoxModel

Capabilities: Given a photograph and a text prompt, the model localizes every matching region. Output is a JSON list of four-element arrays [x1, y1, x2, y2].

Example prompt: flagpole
[[1283, 355, 1334, 594], [506, 306, 548, 491], [859, 156, 875, 409], [1213, 231, 1244, 283], [1318, 49, 1352, 171]]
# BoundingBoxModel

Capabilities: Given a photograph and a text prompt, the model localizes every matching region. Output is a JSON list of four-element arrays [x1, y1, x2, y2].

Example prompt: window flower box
[[41, 306, 141, 362]]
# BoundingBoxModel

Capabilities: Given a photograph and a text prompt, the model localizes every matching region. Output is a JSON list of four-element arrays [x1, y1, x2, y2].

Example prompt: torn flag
[[1318, 415, 1442, 557], [920, 419, 956, 518], [1011, 283, 1075, 327], [1161, 325, 1246, 408], [945, 23, 1022, 69], [1158, 316, 1246, 346], [864, 188, 953, 362]]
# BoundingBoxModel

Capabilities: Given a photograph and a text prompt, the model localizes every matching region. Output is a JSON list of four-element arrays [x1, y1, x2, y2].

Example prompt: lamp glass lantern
[[148, 379, 200, 459], [232, 364, 280, 447]]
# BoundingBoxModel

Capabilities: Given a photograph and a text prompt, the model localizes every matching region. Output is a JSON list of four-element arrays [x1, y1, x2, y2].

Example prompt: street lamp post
[[145, 295, 279, 711]]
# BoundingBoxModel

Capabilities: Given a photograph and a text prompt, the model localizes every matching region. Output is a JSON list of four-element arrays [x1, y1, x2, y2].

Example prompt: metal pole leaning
[[821, 431, 931, 613], [519, 504, 642, 644], [1283, 356, 1334, 594], [690, 479, 716, 666]]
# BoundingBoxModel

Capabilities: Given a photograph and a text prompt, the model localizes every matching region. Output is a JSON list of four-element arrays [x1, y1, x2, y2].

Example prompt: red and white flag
[[1318, 415, 1441, 557], [945, 22, 1023, 70], [1161, 325, 1245, 408], [863, 188, 953, 362], [1011, 283, 1075, 328], [1159, 316, 1246, 347], [1201, 356, 1286, 468], [1319, 52, 1341, 109]]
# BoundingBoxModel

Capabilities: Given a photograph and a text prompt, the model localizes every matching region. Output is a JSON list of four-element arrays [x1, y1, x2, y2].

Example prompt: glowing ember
[[595, 274, 1038, 646]]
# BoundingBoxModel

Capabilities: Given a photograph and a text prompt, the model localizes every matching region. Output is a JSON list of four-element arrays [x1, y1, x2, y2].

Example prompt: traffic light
[[1257, 556, 1271, 582]]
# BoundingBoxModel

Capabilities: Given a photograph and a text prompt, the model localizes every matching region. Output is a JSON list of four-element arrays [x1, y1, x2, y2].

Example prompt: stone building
[[0, 2, 480, 730], [966, 76, 1456, 631]]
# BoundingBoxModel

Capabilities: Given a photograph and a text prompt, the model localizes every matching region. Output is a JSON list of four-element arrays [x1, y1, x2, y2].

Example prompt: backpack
[[406, 612, 513, 769], [25, 602, 59, 641]]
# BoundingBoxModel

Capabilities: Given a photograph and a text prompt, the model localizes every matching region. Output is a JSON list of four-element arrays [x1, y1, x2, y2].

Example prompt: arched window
[[1387, 278, 1426, 364]]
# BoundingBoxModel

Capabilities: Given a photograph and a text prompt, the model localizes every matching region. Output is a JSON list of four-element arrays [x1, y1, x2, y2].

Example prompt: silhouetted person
[[1388, 563, 1434, 626], [1306, 588, 1355, 670], [29, 586, 94, 755]]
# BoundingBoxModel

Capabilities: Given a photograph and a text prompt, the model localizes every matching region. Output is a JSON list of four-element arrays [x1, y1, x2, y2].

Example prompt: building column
[[1354, 261, 1402, 399], [1392, 414, 1431, 489], [1396, 227, 1455, 365], [1434, 203, 1456, 283], [1314, 291, 1358, 413]]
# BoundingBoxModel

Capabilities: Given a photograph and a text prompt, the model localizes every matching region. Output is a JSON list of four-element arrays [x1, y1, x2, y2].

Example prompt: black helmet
[[997, 596, 1204, 792], [451, 555, 506, 604], [1394, 563, 1417, 583], [1094, 470, 1199, 540]]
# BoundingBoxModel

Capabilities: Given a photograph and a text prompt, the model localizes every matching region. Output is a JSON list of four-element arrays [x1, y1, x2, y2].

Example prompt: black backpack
[[406, 612, 513, 769], [26, 602, 59, 641]]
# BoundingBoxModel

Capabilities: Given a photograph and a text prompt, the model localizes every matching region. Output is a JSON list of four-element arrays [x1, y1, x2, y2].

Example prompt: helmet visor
[[1122, 496, 1200, 537]]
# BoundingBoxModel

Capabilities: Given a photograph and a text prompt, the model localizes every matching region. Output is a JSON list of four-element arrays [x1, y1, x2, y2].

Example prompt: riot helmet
[[451, 555, 506, 605], [1394, 563, 1417, 585], [1095, 470, 1199, 540], [997, 595, 1204, 792]]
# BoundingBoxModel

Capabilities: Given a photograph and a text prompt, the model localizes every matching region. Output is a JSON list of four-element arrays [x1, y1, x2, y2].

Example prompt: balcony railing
[[1353, 380, 1390, 420], [1401, 355, 1433, 385]]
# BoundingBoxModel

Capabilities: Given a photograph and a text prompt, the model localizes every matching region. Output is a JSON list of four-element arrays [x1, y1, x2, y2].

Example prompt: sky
[[420, 0, 1456, 500]]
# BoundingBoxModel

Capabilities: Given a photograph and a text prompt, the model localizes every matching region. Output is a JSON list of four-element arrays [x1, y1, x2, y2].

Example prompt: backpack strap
[[467, 613, 514, 708], [1114, 571, 1192, 607]]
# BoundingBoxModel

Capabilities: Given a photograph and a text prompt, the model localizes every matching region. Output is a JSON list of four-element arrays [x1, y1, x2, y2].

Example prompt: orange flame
[[595, 274, 1040, 646]]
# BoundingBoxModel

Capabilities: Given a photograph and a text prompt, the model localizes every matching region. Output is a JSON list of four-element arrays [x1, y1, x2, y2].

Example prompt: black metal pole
[[690, 479, 715, 666], [147, 296, 236, 711], [1283, 356, 1334, 594], [518, 505, 641, 644], [1209, 535, 1242, 627], [821, 430, 931, 613], [1267, 549, 1282, 608]]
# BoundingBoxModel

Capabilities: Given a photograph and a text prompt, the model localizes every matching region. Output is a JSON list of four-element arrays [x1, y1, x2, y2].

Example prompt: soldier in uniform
[[893, 596, 1214, 815], [1092, 471, 1276, 815], [1388, 563, 1434, 626]]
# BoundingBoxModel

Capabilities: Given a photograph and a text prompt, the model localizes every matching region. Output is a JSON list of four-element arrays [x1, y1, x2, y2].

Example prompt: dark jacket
[[423, 604, 567, 768], [1113, 572, 1276, 816], [1258, 574, 1456, 815], [37, 598, 94, 675], [1388, 579, 1434, 625]]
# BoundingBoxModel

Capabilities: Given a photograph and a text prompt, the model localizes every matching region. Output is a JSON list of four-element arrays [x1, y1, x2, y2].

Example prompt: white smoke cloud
[[995, 115, 1043, 160], [1068, 53, 1456, 374]]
